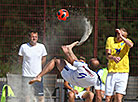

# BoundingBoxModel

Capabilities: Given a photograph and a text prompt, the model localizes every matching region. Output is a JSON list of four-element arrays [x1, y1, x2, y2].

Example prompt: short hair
[[120, 27, 128, 36], [115, 27, 128, 37], [28, 31, 38, 37], [79, 56, 86, 62], [120, 28, 127, 32], [89, 58, 100, 71]]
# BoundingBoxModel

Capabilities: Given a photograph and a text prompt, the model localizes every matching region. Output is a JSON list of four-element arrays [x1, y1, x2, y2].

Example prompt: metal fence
[[0, 0, 138, 76]]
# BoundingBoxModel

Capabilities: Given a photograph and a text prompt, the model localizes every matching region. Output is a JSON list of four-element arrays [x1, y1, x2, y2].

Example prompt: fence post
[[115, 0, 118, 28], [94, 0, 99, 58], [43, 0, 46, 44]]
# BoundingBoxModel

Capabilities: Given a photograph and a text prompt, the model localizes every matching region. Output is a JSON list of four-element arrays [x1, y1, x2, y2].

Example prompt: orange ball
[[57, 9, 69, 21]]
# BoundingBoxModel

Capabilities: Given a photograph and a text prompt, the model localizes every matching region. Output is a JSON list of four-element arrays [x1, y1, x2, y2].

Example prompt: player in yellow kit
[[105, 28, 134, 102]]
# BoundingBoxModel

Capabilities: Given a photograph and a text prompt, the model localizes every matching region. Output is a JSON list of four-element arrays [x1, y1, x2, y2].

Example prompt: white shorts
[[95, 78, 105, 91], [105, 73, 128, 96], [75, 91, 86, 99], [68, 90, 86, 100], [94, 79, 106, 98], [61, 63, 77, 86]]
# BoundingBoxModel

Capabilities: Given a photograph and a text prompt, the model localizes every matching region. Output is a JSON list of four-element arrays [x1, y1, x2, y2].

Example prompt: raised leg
[[61, 41, 79, 65], [29, 58, 66, 84]]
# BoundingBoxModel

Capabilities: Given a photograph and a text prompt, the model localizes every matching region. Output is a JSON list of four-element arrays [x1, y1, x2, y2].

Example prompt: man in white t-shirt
[[29, 41, 98, 89], [18, 31, 47, 102]]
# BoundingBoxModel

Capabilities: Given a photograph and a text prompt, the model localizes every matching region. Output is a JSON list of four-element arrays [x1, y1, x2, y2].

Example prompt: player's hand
[[116, 29, 124, 39], [72, 89, 79, 94], [113, 56, 121, 63], [115, 29, 120, 34]]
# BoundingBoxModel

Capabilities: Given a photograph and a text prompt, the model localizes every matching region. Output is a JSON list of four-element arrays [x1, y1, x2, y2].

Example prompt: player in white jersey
[[64, 57, 94, 102], [29, 41, 98, 88]]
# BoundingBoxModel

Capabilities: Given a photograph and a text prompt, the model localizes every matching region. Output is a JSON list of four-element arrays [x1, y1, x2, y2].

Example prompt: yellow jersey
[[106, 37, 133, 73]]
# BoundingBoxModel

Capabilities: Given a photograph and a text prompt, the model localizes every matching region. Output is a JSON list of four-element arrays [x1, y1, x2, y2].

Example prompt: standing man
[[18, 31, 47, 102], [105, 28, 134, 102]]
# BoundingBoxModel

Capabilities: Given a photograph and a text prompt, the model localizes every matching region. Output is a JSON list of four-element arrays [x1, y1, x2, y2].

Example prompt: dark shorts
[[22, 76, 44, 96]]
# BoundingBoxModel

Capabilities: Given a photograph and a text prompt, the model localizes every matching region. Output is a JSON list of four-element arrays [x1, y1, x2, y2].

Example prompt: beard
[[30, 40, 37, 46]]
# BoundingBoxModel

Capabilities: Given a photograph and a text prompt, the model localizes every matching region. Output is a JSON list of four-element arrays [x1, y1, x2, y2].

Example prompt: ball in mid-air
[[57, 9, 69, 21]]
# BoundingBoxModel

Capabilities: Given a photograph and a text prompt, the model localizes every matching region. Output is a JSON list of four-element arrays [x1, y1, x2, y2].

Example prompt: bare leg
[[110, 95, 115, 102], [106, 96, 112, 102], [61, 41, 79, 65], [29, 58, 66, 84], [114, 93, 123, 102], [82, 91, 94, 102], [95, 90, 102, 102], [68, 91, 75, 102], [38, 96, 44, 102]]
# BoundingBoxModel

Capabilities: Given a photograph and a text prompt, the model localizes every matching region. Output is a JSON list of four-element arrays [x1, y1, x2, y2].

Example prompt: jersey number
[[77, 73, 87, 79]]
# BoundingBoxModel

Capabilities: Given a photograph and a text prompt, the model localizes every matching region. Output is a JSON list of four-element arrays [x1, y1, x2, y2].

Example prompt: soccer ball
[[57, 9, 69, 21]]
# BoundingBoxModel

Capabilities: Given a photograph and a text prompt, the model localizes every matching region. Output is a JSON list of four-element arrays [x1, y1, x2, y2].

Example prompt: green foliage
[[0, 61, 10, 77]]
